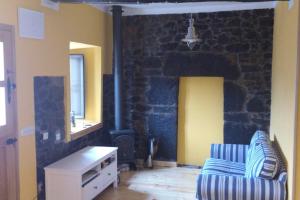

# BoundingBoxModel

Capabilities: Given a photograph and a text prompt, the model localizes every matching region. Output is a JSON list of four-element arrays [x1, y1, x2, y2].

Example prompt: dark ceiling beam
[[51, 0, 275, 3], [51, 0, 137, 3]]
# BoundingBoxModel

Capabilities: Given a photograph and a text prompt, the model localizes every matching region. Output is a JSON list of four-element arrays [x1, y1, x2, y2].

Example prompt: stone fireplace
[[118, 9, 274, 161]]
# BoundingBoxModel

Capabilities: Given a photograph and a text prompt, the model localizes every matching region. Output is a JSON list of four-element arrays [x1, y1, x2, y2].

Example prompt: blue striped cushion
[[202, 158, 245, 177], [249, 130, 269, 146], [197, 174, 286, 200], [245, 140, 279, 179], [246, 130, 270, 165]]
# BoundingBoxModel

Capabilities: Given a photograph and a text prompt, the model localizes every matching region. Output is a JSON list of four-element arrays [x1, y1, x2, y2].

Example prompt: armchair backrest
[[272, 140, 288, 183]]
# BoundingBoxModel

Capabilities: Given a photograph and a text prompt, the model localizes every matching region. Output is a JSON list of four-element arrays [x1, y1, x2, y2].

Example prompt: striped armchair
[[196, 131, 287, 200]]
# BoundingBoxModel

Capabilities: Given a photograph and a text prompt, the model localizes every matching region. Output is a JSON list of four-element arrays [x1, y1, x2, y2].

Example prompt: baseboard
[[177, 164, 202, 169], [153, 160, 177, 167], [136, 159, 144, 168], [136, 159, 177, 168]]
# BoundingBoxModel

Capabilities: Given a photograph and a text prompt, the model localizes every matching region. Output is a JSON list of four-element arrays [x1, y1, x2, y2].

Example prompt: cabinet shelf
[[82, 169, 99, 187], [101, 155, 116, 170]]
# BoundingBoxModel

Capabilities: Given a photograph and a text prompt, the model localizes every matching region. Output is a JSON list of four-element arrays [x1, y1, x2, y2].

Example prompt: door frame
[[0, 23, 19, 200]]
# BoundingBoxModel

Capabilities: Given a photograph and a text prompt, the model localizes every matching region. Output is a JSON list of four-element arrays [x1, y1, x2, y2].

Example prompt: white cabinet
[[44, 146, 118, 200]]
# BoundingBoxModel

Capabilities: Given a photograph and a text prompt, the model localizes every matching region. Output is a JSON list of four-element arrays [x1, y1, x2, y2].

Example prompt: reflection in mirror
[[0, 42, 4, 81], [0, 87, 6, 126], [70, 54, 85, 119], [68, 42, 102, 138]]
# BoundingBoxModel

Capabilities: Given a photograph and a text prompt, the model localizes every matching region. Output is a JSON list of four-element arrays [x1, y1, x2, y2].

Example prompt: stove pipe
[[112, 5, 123, 130], [110, 6, 136, 169]]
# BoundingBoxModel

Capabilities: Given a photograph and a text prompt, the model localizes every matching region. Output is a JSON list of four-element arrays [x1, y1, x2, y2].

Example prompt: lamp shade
[[182, 16, 200, 50]]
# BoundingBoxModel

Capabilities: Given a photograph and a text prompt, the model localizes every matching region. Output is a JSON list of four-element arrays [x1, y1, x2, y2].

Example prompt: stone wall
[[34, 76, 112, 200], [122, 9, 274, 161]]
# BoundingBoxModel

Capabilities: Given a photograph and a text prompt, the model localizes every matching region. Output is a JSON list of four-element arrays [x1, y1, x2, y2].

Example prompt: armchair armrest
[[197, 174, 286, 200], [210, 144, 249, 163]]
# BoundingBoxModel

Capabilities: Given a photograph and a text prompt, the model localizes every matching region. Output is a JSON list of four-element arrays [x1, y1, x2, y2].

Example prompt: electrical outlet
[[55, 130, 61, 141], [42, 132, 48, 140]]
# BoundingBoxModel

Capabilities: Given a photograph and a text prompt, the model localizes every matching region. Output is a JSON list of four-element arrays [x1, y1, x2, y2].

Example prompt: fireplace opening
[[177, 77, 224, 167]]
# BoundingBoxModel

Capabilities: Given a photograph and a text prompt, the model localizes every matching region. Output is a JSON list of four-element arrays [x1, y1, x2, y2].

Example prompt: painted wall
[[270, 1, 299, 199], [70, 47, 102, 123], [296, 81, 300, 200], [34, 76, 112, 199], [177, 77, 224, 166], [0, 1, 112, 199]]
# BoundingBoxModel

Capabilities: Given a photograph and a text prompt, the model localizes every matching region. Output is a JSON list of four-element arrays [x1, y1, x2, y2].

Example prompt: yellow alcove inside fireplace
[[177, 77, 224, 166]]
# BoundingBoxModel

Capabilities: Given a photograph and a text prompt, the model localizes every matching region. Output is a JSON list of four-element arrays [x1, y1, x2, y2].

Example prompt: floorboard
[[96, 167, 200, 200]]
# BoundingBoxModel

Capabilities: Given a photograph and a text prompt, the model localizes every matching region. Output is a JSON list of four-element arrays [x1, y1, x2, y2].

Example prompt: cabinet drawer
[[101, 162, 117, 187], [82, 175, 101, 200]]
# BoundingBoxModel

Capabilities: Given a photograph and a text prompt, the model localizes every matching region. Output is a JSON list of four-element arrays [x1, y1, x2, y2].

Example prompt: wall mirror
[[70, 54, 85, 119], [67, 41, 102, 141]]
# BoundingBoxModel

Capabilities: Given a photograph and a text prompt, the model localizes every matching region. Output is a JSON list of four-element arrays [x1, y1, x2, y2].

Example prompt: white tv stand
[[44, 146, 118, 200]]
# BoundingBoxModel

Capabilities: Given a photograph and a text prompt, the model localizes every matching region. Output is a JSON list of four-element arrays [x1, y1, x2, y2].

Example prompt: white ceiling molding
[[41, 0, 60, 11], [90, 1, 277, 16], [69, 41, 98, 49]]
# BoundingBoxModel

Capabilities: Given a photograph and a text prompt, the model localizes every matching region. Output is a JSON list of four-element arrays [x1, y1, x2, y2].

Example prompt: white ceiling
[[90, 1, 278, 16]]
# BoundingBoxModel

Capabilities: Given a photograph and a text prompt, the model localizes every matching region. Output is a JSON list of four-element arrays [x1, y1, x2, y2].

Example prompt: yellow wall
[[296, 82, 300, 200], [295, 1, 300, 198], [0, 1, 112, 199], [70, 47, 102, 123], [270, 1, 299, 199], [177, 77, 224, 166]]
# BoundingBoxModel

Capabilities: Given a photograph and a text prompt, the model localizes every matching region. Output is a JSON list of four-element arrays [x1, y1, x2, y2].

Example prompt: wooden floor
[[96, 167, 199, 200]]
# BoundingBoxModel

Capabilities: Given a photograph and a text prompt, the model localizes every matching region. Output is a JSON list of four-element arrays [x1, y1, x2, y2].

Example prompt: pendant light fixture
[[182, 13, 200, 50]]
